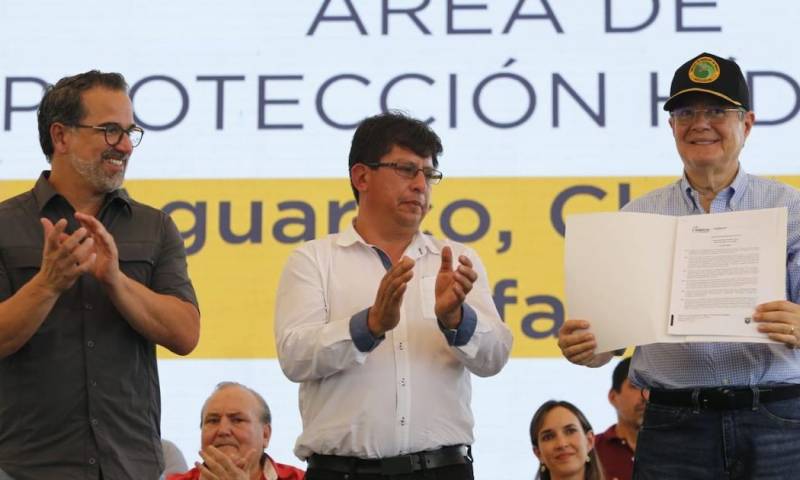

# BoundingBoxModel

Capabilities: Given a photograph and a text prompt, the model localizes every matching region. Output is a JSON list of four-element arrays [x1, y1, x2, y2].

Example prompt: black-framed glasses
[[71, 123, 144, 147], [368, 162, 443, 185], [669, 107, 744, 125]]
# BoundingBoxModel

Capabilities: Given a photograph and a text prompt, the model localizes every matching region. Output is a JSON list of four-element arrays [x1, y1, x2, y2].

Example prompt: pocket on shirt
[[118, 242, 156, 285], [421, 275, 437, 319], [2, 247, 42, 293]]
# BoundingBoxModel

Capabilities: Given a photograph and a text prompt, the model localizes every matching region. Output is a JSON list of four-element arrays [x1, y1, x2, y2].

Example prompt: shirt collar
[[263, 454, 276, 480], [31, 171, 61, 212], [602, 423, 623, 441], [32, 170, 132, 215], [337, 220, 441, 258], [679, 166, 749, 211]]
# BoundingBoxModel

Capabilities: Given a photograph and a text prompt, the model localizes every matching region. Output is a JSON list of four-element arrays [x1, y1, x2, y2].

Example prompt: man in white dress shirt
[[275, 111, 513, 480]]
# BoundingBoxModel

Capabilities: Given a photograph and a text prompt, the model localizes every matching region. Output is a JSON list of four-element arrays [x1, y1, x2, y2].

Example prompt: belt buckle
[[702, 387, 745, 409], [381, 455, 416, 475], [722, 388, 753, 410]]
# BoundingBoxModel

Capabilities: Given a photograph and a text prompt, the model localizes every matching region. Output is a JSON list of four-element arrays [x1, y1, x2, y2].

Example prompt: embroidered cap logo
[[688, 56, 721, 84]]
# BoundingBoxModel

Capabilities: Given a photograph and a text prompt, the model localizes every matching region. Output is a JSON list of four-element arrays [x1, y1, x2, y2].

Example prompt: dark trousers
[[306, 463, 474, 480], [634, 396, 800, 479]]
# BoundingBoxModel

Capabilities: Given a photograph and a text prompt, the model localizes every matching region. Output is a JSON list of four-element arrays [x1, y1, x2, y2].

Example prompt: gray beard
[[70, 154, 126, 193]]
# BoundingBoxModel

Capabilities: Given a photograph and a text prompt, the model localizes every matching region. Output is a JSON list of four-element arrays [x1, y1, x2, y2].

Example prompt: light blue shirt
[[623, 168, 800, 389]]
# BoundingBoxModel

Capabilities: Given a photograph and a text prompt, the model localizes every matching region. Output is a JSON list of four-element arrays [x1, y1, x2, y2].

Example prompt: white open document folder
[[565, 208, 787, 353]]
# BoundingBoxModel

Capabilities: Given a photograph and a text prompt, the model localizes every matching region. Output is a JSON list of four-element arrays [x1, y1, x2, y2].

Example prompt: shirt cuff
[[349, 307, 384, 353], [439, 303, 478, 347]]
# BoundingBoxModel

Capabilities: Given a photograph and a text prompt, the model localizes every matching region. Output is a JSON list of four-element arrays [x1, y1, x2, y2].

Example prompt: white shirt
[[274, 224, 512, 459]]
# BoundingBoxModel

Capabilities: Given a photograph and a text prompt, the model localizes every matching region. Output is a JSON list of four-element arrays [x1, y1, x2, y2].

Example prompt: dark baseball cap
[[663, 52, 750, 111]]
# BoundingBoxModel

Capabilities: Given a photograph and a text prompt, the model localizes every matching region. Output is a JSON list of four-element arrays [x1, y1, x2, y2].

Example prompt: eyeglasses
[[670, 107, 744, 125], [368, 162, 443, 185], [71, 123, 144, 147]]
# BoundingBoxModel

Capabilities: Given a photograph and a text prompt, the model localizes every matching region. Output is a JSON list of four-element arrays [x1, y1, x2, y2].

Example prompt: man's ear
[[742, 110, 755, 138], [50, 122, 71, 156], [262, 423, 272, 450], [350, 163, 371, 197], [608, 388, 618, 408]]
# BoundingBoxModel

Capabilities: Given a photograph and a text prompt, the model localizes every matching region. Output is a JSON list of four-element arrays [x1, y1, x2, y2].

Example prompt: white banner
[[1, 1, 799, 180]]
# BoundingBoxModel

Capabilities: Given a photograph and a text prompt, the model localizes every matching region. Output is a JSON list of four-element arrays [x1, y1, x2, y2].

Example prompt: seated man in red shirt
[[168, 382, 304, 480]]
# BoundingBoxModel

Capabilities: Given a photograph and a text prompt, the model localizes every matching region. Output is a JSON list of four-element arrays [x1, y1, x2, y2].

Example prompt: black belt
[[649, 384, 800, 410], [307, 445, 471, 476]]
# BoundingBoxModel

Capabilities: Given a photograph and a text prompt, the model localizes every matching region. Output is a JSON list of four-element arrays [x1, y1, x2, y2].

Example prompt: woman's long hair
[[529, 400, 604, 480]]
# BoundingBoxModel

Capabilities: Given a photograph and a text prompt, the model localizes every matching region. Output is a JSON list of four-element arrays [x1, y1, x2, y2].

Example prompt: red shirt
[[594, 424, 634, 480], [167, 455, 305, 480]]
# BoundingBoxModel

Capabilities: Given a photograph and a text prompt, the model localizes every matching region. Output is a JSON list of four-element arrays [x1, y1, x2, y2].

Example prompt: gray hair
[[199, 381, 272, 428]]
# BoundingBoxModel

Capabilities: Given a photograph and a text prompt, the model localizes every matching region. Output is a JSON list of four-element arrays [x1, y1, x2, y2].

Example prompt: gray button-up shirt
[[0, 172, 198, 480], [623, 169, 800, 389]]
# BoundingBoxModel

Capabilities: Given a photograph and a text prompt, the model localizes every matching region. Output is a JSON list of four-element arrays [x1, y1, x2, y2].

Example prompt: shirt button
[[400, 417, 406, 426], [398, 342, 405, 350], [91, 418, 98, 426], [400, 378, 407, 387], [90, 380, 97, 387], [87, 340, 95, 348], [88, 457, 96, 465], [84, 303, 93, 310]]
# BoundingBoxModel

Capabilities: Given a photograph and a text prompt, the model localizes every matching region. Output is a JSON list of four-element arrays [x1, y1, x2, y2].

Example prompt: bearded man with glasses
[[275, 111, 512, 480], [0, 70, 200, 480], [558, 52, 800, 478]]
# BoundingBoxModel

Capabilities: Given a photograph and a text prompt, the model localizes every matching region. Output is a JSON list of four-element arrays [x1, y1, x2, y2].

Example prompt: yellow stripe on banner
[[4, 175, 800, 358]]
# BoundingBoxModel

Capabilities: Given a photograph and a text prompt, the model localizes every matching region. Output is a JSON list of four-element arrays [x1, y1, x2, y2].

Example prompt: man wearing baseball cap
[[558, 52, 800, 477]]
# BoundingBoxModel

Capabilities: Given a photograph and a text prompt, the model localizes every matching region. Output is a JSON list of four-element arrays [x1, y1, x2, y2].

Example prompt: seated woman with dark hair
[[530, 400, 604, 480]]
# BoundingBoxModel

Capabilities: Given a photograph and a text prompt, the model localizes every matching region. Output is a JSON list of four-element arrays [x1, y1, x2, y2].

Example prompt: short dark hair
[[347, 111, 443, 202], [199, 381, 272, 428], [37, 70, 128, 162], [530, 400, 603, 480], [611, 357, 632, 393]]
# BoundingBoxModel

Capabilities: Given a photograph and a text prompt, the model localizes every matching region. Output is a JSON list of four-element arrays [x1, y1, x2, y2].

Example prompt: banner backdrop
[[3, 2, 800, 181], [2, 1, 800, 477], [4, 174, 800, 359]]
